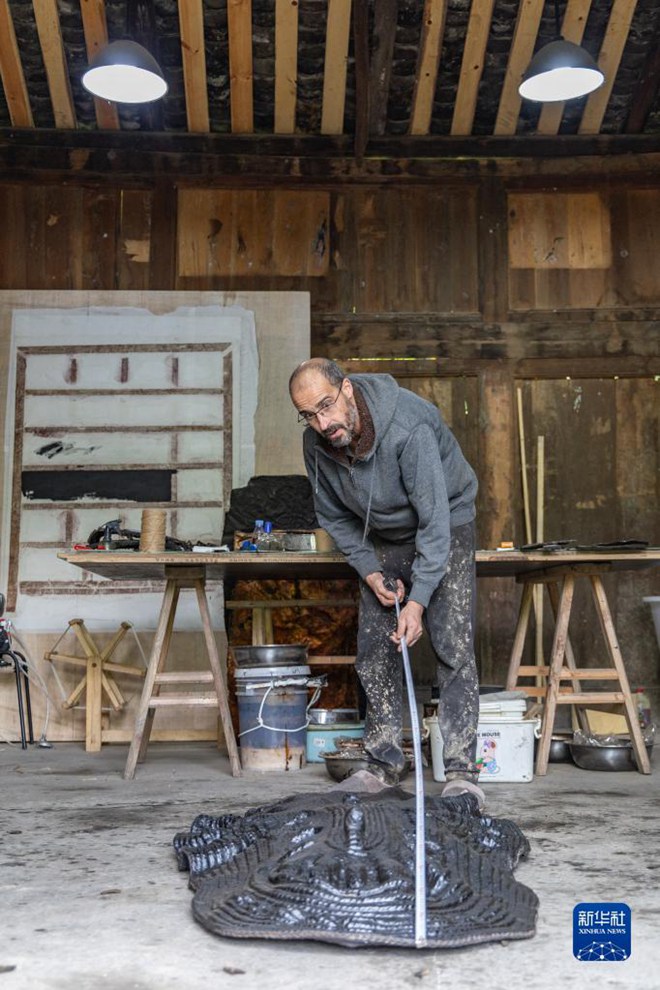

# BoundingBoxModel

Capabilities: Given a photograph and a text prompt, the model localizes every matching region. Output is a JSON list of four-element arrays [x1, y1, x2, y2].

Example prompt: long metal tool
[[394, 595, 427, 948]]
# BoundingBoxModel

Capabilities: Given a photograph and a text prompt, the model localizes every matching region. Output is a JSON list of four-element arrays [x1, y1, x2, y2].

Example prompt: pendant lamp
[[518, 1, 604, 103], [82, 40, 167, 104]]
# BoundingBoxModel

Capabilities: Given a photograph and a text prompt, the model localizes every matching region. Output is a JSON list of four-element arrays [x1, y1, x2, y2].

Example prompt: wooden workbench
[[58, 549, 660, 777]]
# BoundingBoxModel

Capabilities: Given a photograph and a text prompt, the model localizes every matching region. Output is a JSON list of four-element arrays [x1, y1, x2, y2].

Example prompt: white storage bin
[[425, 695, 540, 783]]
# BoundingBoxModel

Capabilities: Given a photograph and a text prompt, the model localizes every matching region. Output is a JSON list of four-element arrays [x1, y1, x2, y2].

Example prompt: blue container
[[236, 683, 309, 772], [306, 722, 365, 763]]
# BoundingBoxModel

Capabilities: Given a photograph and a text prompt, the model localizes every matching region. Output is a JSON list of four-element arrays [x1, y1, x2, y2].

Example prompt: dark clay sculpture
[[173, 787, 538, 949]]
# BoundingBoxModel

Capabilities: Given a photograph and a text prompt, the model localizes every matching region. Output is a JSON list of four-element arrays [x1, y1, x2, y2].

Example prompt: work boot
[[441, 778, 486, 811]]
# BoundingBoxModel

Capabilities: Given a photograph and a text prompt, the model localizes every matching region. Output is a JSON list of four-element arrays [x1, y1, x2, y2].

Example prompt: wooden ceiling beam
[[32, 0, 77, 129], [178, 0, 210, 133], [536, 0, 593, 136], [451, 0, 495, 135], [579, 0, 639, 135], [227, 0, 254, 133], [352, 0, 369, 159], [80, 0, 120, 130], [0, 0, 34, 127], [321, 0, 352, 135], [274, 0, 298, 134], [368, 0, 398, 137], [410, 0, 448, 135], [625, 16, 660, 133], [494, 0, 545, 135]]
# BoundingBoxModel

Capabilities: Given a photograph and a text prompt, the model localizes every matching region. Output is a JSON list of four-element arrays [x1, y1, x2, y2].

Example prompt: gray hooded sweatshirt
[[303, 373, 478, 609]]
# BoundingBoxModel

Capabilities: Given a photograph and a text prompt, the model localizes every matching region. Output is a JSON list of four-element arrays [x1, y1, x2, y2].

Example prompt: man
[[289, 358, 483, 805]]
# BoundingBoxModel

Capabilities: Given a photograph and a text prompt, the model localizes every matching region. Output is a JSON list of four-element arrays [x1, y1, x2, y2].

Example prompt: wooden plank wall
[[0, 172, 658, 711]]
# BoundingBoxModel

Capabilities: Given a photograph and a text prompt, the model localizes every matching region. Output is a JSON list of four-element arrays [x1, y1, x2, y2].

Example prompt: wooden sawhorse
[[506, 564, 651, 776], [124, 566, 241, 780], [44, 619, 144, 752]]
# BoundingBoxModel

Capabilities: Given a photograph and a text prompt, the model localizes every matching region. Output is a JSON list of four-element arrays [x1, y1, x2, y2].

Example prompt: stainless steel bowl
[[308, 708, 361, 725], [322, 752, 411, 783], [569, 742, 653, 771], [232, 644, 308, 668]]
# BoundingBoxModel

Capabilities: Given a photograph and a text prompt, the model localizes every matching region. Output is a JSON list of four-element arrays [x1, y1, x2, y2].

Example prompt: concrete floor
[[1, 742, 658, 990]]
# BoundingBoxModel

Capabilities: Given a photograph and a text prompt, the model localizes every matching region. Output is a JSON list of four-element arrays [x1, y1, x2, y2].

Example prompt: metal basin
[[232, 644, 308, 668], [308, 708, 360, 725], [549, 734, 574, 763], [569, 742, 653, 771]]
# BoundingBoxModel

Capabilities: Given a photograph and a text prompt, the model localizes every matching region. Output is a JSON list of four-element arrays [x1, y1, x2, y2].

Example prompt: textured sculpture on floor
[[173, 786, 538, 949]]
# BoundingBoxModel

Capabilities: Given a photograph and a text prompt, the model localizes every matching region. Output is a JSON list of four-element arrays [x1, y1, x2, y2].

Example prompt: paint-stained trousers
[[355, 522, 480, 781]]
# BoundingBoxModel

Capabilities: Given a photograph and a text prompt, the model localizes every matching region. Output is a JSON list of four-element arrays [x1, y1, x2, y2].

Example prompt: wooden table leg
[[124, 580, 178, 779], [195, 579, 242, 777], [590, 575, 651, 774], [505, 581, 534, 690], [137, 584, 179, 765], [536, 575, 575, 776], [547, 581, 590, 734]]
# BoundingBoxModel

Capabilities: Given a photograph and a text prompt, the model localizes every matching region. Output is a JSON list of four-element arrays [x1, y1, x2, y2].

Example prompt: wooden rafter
[[274, 0, 298, 133], [178, 0, 210, 133], [579, 0, 640, 135], [410, 0, 448, 135], [368, 0, 398, 137], [451, 0, 495, 136], [80, 0, 119, 130], [536, 0, 593, 136], [0, 0, 34, 127], [227, 0, 254, 133], [625, 16, 660, 132], [321, 0, 352, 135], [32, 0, 77, 129], [494, 0, 545, 135], [352, 0, 369, 159]]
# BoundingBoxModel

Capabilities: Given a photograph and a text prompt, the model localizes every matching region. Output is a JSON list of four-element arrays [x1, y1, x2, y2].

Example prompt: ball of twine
[[139, 508, 167, 552]]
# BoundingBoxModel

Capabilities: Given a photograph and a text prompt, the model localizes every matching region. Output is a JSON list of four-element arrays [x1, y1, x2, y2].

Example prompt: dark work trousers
[[355, 521, 480, 781]]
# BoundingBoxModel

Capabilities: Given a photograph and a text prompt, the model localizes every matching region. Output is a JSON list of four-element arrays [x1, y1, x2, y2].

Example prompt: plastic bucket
[[236, 680, 310, 772], [424, 714, 540, 783]]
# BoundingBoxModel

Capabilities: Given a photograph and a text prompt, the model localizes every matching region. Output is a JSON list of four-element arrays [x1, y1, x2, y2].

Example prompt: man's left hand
[[391, 600, 425, 651]]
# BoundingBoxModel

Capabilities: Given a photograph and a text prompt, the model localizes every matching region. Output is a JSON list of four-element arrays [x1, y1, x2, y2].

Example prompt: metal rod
[[394, 597, 427, 948]]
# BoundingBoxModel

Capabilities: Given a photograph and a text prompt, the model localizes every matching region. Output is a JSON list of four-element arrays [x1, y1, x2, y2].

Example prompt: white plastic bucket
[[425, 714, 540, 783]]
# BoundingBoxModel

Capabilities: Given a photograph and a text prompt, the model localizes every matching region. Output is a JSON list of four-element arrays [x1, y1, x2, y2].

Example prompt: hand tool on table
[[391, 586, 427, 948]]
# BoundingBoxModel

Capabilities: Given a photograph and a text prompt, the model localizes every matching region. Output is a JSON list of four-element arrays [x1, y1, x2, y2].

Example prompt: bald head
[[288, 358, 346, 395]]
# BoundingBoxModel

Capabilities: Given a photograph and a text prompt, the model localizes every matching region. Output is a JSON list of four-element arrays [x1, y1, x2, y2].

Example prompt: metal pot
[[308, 708, 361, 725], [549, 734, 574, 763], [569, 741, 653, 771], [232, 644, 309, 668]]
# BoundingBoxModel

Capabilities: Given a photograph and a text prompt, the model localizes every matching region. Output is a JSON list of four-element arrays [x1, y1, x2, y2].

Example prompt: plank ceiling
[[0, 0, 659, 154]]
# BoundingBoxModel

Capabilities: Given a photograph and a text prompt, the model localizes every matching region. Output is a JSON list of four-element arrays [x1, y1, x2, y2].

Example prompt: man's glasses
[[296, 381, 345, 424]]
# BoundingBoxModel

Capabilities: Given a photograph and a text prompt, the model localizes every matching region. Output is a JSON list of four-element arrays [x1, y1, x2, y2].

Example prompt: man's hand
[[365, 572, 404, 608], [391, 601, 424, 651]]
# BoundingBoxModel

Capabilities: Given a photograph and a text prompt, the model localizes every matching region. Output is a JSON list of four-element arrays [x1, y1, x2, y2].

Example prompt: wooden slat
[[579, 0, 640, 135], [556, 692, 626, 705], [80, 0, 119, 130], [148, 693, 219, 707], [0, 0, 33, 126], [368, 0, 398, 136], [451, 0, 495, 135], [32, 0, 76, 128], [352, 0, 370, 159], [625, 17, 660, 132], [178, 0, 210, 132], [154, 671, 214, 683], [494, 0, 545, 135], [410, 0, 448, 135], [274, 0, 298, 133], [227, 0, 254, 133], [536, 0, 593, 135], [321, 0, 352, 135]]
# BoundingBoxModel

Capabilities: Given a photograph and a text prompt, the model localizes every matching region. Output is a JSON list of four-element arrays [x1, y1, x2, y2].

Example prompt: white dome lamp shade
[[519, 38, 604, 102], [82, 40, 168, 104]]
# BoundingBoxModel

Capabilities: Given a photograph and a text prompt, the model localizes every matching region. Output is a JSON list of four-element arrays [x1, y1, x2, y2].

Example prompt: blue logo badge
[[573, 902, 631, 961]]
